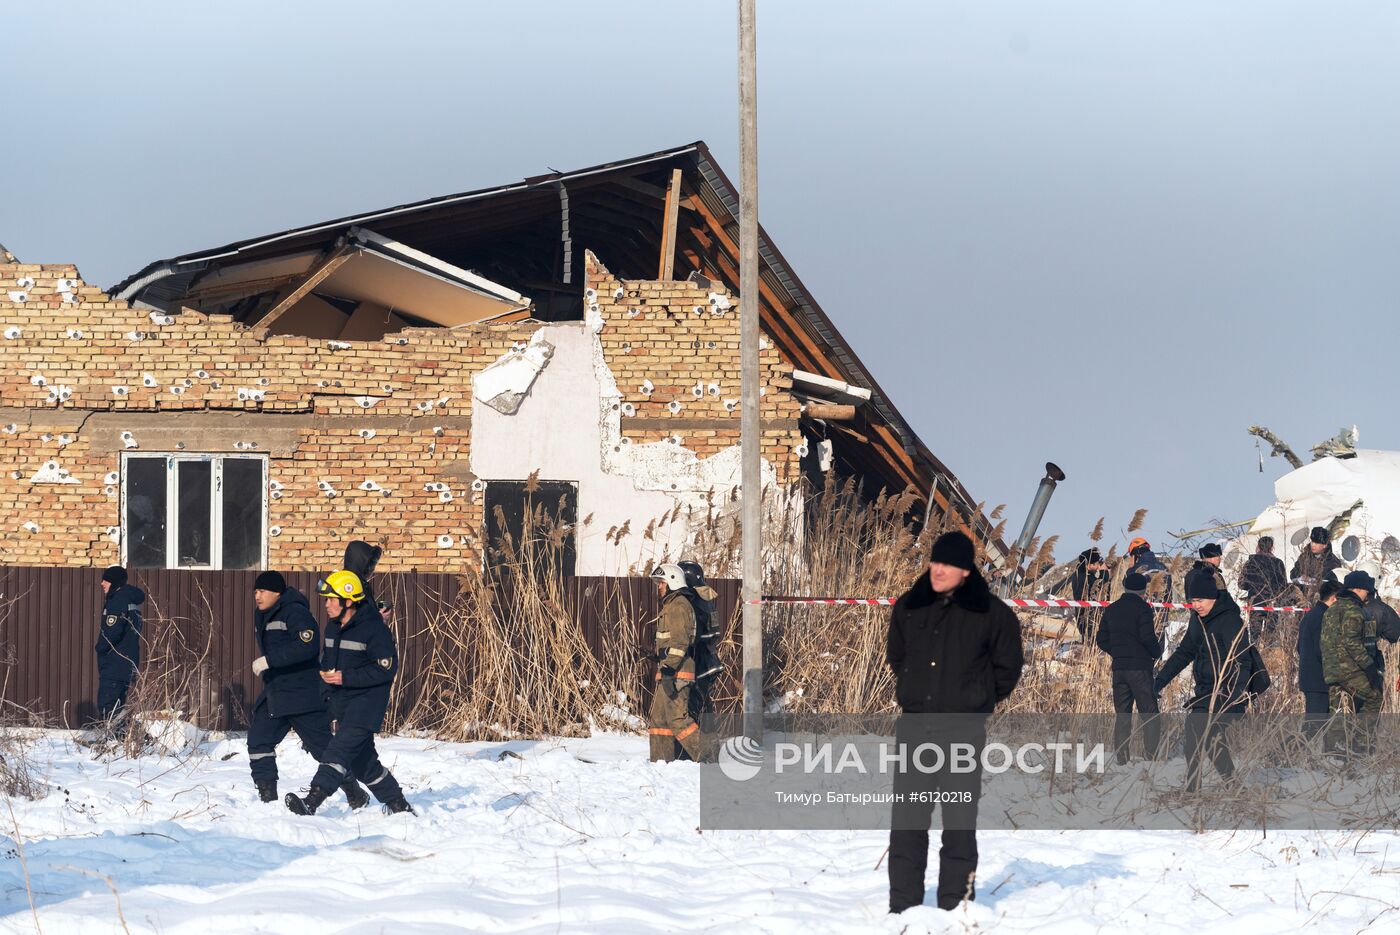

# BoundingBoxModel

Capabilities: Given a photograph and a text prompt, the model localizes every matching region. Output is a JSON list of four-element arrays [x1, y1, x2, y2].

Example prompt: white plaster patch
[[7, 292, 27, 304], [436, 535, 454, 548], [46, 385, 72, 403], [473, 332, 555, 415], [142, 373, 158, 387], [149, 311, 174, 326], [104, 472, 119, 485], [640, 380, 654, 397], [708, 292, 731, 314], [358, 429, 377, 440], [54, 278, 77, 293], [359, 480, 386, 493], [120, 431, 138, 449], [196, 370, 209, 379], [327, 340, 352, 350], [126, 331, 148, 341], [15, 277, 34, 290], [22, 521, 39, 534], [29, 375, 46, 387], [1, 424, 16, 434], [270, 525, 282, 537], [106, 526, 120, 543], [30, 461, 77, 484], [352, 396, 380, 409], [234, 441, 258, 450], [3, 326, 21, 339], [65, 328, 85, 339], [318, 480, 338, 498], [111, 386, 129, 397], [237, 388, 266, 402]]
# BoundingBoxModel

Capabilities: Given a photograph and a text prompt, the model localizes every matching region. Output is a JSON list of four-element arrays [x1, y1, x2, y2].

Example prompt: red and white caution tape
[[752, 596, 1312, 613]]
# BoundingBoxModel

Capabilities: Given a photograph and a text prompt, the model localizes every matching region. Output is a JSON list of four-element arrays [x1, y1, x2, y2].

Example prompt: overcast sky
[[5, 1, 1399, 558]]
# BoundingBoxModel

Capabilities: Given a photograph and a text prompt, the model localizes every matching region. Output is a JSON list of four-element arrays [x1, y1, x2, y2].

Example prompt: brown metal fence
[[0, 566, 739, 731]]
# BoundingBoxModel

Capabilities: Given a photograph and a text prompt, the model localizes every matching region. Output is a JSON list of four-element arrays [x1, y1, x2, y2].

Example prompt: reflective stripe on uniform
[[676, 723, 699, 741], [248, 751, 276, 760], [649, 728, 675, 736], [264, 621, 288, 631], [654, 671, 695, 681], [326, 762, 349, 776], [325, 639, 369, 651], [367, 767, 391, 787]]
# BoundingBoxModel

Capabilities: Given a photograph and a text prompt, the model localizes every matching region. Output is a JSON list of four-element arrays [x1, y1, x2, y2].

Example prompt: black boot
[[255, 778, 278, 803], [341, 780, 369, 810], [382, 795, 415, 815], [285, 785, 330, 816]]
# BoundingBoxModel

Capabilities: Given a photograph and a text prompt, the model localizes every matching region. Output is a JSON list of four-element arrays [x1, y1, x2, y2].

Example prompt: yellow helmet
[[317, 570, 365, 602]]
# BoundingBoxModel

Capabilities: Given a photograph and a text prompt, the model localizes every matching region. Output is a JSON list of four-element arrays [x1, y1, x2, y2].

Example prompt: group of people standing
[[1091, 525, 1397, 779], [92, 562, 413, 817]]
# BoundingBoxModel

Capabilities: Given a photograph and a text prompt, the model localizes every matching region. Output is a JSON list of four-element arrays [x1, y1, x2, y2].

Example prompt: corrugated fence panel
[[0, 567, 731, 731]]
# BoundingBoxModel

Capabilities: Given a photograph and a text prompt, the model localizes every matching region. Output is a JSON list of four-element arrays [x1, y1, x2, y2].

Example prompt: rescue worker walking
[[1095, 572, 1163, 762], [247, 571, 368, 808], [1321, 570, 1382, 760], [886, 531, 1024, 914], [95, 565, 144, 732], [285, 570, 413, 815], [1153, 574, 1253, 789], [647, 563, 705, 762]]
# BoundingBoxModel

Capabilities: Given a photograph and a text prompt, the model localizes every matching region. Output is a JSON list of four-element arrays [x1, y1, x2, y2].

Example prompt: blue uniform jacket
[[255, 588, 326, 719], [321, 602, 398, 732], [96, 585, 145, 683]]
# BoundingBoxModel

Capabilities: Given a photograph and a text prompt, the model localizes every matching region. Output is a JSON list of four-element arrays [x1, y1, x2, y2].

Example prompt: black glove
[[660, 676, 679, 700]]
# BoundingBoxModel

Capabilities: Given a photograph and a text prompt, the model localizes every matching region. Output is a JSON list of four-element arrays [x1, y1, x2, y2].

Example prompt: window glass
[[222, 459, 264, 569], [1341, 535, 1361, 562], [177, 460, 212, 566], [125, 458, 167, 568]]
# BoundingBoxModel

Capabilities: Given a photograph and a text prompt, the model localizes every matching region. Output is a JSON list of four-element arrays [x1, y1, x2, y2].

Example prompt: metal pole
[[739, 0, 762, 742], [1001, 462, 1066, 596]]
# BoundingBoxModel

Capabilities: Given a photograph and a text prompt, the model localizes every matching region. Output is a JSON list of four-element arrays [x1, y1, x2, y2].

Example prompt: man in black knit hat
[[248, 570, 368, 809], [886, 531, 1024, 914]]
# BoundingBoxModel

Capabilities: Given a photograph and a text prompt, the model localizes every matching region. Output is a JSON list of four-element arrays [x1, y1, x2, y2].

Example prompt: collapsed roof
[[114, 141, 999, 550]]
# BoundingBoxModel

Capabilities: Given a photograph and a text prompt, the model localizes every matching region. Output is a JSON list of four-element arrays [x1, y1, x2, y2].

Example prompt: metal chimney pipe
[[1002, 462, 1066, 596]]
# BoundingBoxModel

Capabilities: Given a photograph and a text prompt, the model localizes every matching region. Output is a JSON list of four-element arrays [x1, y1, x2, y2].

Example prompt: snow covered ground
[[0, 730, 1396, 934]]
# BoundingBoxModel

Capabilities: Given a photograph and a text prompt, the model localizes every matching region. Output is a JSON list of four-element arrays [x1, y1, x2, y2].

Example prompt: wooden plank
[[804, 403, 856, 421], [250, 247, 357, 332], [658, 169, 683, 280]]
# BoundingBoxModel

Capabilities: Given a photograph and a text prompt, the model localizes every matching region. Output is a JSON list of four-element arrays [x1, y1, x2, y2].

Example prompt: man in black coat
[[1240, 536, 1288, 637], [1154, 574, 1253, 789], [247, 571, 368, 808], [886, 532, 1023, 914], [95, 565, 145, 731], [1054, 548, 1109, 641], [1296, 578, 1340, 739], [1095, 572, 1163, 762], [285, 570, 413, 816]]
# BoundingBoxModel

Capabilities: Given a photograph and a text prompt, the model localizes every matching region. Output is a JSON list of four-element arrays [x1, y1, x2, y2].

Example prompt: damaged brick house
[[1, 142, 996, 580]]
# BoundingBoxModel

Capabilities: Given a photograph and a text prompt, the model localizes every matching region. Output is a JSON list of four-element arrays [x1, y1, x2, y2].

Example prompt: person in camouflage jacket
[[1322, 571, 1382, 702], [1321, 570, 1382, 758]]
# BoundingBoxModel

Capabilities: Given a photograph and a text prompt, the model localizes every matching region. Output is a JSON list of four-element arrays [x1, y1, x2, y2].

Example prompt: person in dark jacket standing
[[1153, 574, 1252, 789], [247, 571, 368, 808], [886, 532, 1023, 915], [1095, 572, 1163, 762], [286, 570, 413, 816], [1291, 527, 1343, 602], [95, 565, 145, 730], [1296, 578, 1340, 740], [1240, 537, 1288, 637], [1054, 548, 1109, 641]]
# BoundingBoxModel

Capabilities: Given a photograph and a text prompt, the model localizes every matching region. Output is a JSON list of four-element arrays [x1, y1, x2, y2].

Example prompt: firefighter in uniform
[[285, 570, 414, 816], [648, 563, 704, 762], [247, 570, 368, 808]]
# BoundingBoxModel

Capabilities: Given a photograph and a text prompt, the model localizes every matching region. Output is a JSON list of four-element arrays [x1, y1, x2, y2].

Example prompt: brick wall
[[0, 251, 804, 572]]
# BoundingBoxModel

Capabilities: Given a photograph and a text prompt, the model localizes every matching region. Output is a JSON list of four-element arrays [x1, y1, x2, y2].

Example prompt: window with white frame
[[121, 453, 268, 569]]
